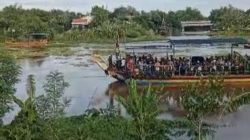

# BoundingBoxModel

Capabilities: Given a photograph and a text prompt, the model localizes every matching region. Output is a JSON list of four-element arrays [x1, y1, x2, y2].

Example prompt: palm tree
[[8, 75, 43, 140], [118, 80, 160, 140]]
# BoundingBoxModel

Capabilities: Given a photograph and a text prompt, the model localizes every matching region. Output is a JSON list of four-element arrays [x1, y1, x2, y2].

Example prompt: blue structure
[[168, 36, 249, 45]]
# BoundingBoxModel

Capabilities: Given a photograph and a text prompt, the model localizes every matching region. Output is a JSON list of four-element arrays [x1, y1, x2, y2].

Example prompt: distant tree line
[[0, 4, 249, 42]]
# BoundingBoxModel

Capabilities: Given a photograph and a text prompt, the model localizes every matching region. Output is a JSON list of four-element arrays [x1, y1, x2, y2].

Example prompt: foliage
[[0, 4, 76, 40], [0, 51, 21, 124], [90, 6, 110, 27], [181, 76, 250, 140], [209, 5, 249, 33], [3, 75, 45, 140], [181, 77, 227, 140], [111, 6, 139, 21], [2, 4, 249, 43], [48, 108, 135, 140], [36, 71, 70, 120], [3, 74, 250, 140], [118, 80, 165, 140], [56, 21, 154, 42]]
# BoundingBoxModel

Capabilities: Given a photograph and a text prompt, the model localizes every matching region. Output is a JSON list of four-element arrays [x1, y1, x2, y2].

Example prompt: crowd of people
[[108, 52, 246, 78]]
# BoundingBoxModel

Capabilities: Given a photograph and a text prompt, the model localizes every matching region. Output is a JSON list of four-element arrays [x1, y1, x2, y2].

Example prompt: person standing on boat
[[121, 57, 126, 71], [116, 56, 122, 71], [155, 60, 161, 77], [212, 59, 217, 74], [127, 56, 135, 77], [112, 54, 117, 67], [169, 58, 174, 76], [108, 55, 112, 68], [196, 61, 203, 76]]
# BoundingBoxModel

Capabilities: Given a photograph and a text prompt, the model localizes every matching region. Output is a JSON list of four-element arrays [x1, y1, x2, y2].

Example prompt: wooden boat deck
[[91, 54, 108, 71], [92, 54, 250, 88]]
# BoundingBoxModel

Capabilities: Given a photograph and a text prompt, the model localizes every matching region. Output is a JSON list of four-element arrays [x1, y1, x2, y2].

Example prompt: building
[[181, 21, 213, 35], [71, 16, 93, 29]]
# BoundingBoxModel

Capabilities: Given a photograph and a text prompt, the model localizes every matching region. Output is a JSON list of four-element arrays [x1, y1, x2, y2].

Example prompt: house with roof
[[71, 16, 93, 29], [181, 21, 213, 35]]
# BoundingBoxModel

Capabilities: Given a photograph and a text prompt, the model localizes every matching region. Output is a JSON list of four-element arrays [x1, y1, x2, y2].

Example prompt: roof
[[168, 35, 210, 40], [124, 42, 171, 49], [181, 20, 213, 27], [71, 16, 93, 25], [168, 36, 249, 45], [28, 33, 48, 36]]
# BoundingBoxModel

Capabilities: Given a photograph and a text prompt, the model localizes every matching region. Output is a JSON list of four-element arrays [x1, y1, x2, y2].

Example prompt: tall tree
[[175, 7, 204, 21], [90, 6, 110, 27], [181, 76, 250, 140], [118, 80, 164, 140], [36, 71, 70, 120], [0, 51, 21, 124], [5, 75, 45, 140], [111, 6, 139, 21], [209, 5, 246, 31]]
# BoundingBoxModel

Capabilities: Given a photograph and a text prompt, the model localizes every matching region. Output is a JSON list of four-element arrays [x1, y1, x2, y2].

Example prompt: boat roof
[[168, 35, 249, 45], [124, 44, 171, 49], [28, 33, 49, 36]]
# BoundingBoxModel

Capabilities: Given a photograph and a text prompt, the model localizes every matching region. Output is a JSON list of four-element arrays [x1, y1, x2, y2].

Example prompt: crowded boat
[[107, 52, 248, 79]]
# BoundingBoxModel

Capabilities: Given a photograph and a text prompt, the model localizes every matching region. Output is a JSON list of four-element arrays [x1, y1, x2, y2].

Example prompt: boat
[[92, 36, 250, 88], [92, 53, 250, 90], [244, 44, 250, 49], [5, 33, 48, 48]]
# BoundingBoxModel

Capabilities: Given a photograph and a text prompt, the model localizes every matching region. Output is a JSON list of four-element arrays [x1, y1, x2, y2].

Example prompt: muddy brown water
[[3, 44, 250, 140]]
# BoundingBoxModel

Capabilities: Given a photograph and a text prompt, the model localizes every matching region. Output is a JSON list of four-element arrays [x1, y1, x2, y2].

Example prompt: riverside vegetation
[[2, 49, 250, 139], [0, 4, 250, 44], [0, 5, 250, 59]]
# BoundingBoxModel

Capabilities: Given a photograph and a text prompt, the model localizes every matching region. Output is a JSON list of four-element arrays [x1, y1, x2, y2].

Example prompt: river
[[3, 44, 250, 140]]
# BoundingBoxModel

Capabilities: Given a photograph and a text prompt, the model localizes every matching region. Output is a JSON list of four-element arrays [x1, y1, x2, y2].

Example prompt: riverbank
[[1, 33, 249, 59], [0, 35, 166, 59], [0, 47, 75, 59]]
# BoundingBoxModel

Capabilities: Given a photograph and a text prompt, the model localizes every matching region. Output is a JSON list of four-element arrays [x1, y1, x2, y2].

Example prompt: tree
[[90, 6, 110, 27], [245, 9, 250, 28], [0, 51, 21, 124], [209, 5, 246, 31], [175, 7, 204, 21], [181, 76, 250, 140], [118, 80, 164, 140], [3, 75, 45, 140], [36, 71, 70, 120], [111, 6, 139, 21]]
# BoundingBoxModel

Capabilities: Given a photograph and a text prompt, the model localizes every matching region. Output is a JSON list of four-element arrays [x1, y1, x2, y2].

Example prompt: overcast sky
[[0, 0, 249, 16]]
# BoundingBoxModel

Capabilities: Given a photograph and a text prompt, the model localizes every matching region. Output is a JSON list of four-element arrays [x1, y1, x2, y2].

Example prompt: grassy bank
[[0, 46, 75, 59]]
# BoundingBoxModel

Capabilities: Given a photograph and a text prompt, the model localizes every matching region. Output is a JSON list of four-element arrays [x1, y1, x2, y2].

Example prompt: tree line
[[0, 4, 249, 42]]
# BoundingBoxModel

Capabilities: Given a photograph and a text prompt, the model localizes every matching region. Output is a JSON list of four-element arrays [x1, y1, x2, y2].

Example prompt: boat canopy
[[28, 33, 49, 39], [168, 36, 249, 45]]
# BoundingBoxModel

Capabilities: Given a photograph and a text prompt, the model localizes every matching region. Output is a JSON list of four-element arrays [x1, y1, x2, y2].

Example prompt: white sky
[[0, 0, 249, 16]]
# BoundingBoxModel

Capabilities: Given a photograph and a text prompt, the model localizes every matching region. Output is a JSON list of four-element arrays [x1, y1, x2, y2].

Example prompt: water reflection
[[105, 81, 185, 117]]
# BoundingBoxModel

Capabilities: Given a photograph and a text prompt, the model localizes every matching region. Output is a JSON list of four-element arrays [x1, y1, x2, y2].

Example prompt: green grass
[[1, 46, 75, 59]]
